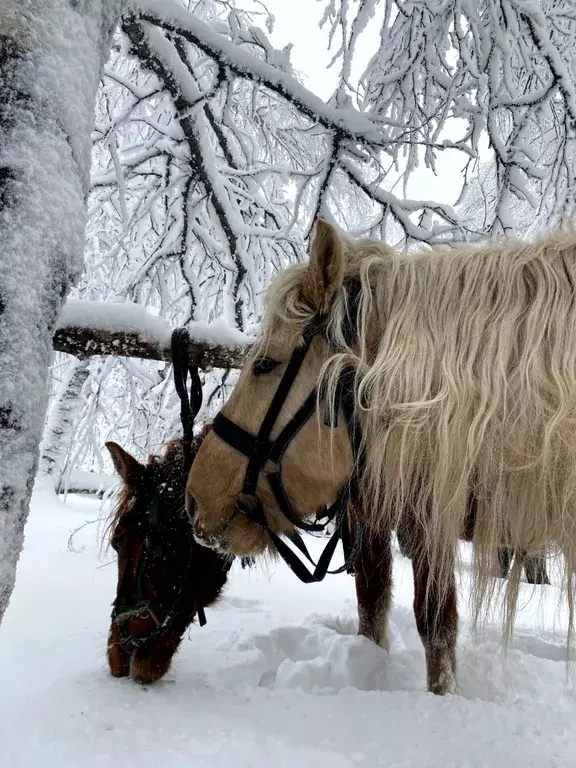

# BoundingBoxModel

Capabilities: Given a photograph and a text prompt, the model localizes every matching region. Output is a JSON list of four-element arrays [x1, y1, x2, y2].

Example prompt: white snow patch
[[187, 318, 255, 348], [2, 488, 576, 767], [60, 469, 118, 495], [58, 299, 254, 350], [58, 298, 172, 343]]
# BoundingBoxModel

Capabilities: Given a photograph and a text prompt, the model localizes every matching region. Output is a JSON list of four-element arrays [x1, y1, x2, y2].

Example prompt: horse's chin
[[192, 511, 230, 552], [192, 501, 270, 557], [193, 528, 225, 550], [223, 514, 270, 557], [193, 528, 268, 560], [107, 626, 131, 678], [130, 644, 178, 684]]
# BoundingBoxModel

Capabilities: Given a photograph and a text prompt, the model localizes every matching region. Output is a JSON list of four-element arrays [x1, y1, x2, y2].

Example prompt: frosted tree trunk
[[39, 359, 89, 491], [0, 0, 127, 624]]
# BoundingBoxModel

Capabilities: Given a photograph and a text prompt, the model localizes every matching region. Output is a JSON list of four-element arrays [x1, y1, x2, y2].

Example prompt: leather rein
[[211, 280, 365, 584], [110, 330, 208, 651]]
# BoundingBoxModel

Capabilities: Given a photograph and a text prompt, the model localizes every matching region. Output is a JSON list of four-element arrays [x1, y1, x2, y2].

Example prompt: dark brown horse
[[105, 426, 232, 684]]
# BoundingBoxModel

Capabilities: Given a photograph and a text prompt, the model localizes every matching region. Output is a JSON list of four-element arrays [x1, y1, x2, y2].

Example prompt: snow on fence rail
[[59, 469, 118, 497], [53, 299, 253, 370]]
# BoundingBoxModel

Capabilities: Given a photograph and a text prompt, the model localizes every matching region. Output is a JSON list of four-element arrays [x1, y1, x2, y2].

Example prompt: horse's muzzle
[[192, 520, 217, 548], [190, 507, 229, 551], [185, 488, 214, 547]]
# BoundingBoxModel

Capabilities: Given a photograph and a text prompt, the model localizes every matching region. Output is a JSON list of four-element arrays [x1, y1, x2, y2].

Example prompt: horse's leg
[[353, 516, 393, 650], [497, 547, 514, 578], [523, 553, 550, 585], [411, 529, 457, 695]]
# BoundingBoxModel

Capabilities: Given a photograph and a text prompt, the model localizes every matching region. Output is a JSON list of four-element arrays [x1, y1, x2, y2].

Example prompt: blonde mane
[[265, 227, 576, 642]]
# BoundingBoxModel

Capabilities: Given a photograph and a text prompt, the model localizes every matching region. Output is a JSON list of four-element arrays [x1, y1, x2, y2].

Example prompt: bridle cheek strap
[[213, 387, 326, 534], [210, 301, 365, 583]]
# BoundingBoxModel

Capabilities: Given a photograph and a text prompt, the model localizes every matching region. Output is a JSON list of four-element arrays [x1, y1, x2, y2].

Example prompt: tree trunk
[[39, 359, 90, 490], [0, 0, 127, 625]]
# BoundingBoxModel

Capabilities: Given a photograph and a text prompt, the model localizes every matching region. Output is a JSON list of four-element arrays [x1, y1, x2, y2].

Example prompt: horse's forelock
[[158, 438, 183, 466], [104, 436, 185, 549]]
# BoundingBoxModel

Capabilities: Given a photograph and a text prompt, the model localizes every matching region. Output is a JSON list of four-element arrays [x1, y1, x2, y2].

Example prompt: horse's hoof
[[429, 680, 456, 696]]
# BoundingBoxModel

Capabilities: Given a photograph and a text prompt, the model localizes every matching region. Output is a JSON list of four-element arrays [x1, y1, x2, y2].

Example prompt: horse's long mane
[[265, 226, 576, 641], [105, 439, 182, 540], [106, 425, 212, 545]]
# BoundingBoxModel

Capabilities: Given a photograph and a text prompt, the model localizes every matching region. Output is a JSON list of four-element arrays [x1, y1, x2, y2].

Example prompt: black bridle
[[111, 491, 200, 651], [211, 280, 365, 583], [110, 329, 207, 650]]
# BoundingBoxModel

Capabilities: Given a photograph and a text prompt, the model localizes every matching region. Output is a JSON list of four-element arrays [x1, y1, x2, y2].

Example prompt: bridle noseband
[[211, 280, 365, 583]]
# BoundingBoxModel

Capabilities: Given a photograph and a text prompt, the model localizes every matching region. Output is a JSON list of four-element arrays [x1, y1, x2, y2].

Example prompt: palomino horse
[[188, 219, 573, 694], [106, 426, 232, 684]]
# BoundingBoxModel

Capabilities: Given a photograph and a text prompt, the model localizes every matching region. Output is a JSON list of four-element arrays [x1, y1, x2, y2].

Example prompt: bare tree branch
[[53, 323, 248, 369]]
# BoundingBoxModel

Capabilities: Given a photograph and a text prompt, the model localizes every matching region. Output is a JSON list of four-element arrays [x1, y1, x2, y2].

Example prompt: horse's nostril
[[192, 517, 205, 539], [185, 489, 197, 522], [193, 518, 219, 549]]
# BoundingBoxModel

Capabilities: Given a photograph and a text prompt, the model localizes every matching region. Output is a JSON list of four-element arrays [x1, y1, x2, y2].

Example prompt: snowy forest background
[[44, 0, 576, 494], [2, 0, 576, 620]]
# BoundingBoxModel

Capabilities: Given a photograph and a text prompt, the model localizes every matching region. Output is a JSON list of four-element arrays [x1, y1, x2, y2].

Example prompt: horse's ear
[[304, 219, 345, 312], [105, 442, 144, 487]]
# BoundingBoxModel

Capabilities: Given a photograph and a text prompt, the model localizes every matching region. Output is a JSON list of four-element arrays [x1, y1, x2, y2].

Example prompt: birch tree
[[0, 0, 127, 623]]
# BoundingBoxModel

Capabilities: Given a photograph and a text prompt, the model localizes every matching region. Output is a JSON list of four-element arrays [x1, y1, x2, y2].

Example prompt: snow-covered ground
[[2, 487, 576, 767]]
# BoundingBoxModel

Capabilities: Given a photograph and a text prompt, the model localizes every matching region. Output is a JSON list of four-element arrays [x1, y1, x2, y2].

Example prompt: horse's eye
[[253, 357, 280, 376], [111, 536, 123, 553]]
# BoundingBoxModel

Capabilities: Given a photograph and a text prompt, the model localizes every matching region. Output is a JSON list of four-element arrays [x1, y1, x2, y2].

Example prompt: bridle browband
[[211, 279, 365, 584]]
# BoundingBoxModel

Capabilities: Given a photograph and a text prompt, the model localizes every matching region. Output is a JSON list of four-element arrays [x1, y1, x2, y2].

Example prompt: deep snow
[[1, 486, 576, 767]]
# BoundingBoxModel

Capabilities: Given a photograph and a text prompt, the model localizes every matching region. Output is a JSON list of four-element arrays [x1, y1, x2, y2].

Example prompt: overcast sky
[[244, 0, 470, 210]]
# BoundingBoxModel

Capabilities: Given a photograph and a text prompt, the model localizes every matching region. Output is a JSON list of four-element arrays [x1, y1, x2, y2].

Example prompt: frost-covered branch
[[340, 0, 576, 231], [135, 0, 389, 145], [53, 299, 251, 369], [121, 17, 246, 326]]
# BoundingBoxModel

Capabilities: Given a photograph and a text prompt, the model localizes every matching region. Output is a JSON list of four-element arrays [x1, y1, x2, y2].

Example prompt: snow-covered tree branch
[[53, 299, 251, 369], [340, 0, 576, 232]]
